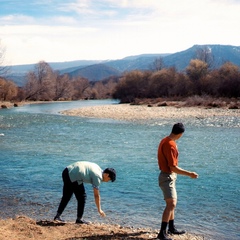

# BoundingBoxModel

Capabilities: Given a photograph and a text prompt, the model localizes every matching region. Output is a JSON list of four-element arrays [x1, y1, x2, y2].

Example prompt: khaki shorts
[[158, 172, 177, 200]]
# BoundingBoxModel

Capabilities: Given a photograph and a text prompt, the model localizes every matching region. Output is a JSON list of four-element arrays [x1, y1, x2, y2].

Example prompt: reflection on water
[[0, 100, 240, 240]]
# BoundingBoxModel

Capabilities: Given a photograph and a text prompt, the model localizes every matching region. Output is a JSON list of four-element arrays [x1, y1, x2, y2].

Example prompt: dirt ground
[[0, 216, 205, 240]]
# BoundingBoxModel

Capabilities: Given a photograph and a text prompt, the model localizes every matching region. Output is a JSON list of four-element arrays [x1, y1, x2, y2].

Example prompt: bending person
[[54, 161, 116, 224]]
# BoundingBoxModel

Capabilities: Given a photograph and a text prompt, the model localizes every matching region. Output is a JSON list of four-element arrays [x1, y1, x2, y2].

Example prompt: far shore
[[61, 103, 240, 121], [1, 100, 239, 121]]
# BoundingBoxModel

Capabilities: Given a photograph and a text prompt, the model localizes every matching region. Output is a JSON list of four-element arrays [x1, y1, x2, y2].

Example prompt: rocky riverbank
[[0, 216, 204, 240]]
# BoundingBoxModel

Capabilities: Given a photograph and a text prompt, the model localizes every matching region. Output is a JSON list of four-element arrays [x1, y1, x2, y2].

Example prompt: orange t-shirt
[[158, 137, 178, 173]]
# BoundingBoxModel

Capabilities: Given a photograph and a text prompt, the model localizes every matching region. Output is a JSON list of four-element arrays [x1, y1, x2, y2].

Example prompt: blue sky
[[1, 0, 240, 65]]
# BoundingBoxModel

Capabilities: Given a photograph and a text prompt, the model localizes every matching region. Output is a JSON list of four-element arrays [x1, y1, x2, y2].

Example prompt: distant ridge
[[163, 44, 240, 70], [6, 44, 240, 86], [68, 63, 121, 81]]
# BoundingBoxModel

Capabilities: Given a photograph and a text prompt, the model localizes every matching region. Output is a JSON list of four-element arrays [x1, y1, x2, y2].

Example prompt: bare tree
[[54, 73, 73, 100], [112, 70, 150, 103], [148, 68, 176, 97], [71, 77, 90, 100], [0, 40, 10, 77], [102, 79, 118, 98], [195, 46, 215, 69], [217, 62, 240, 98], [150, 57, 164, 71], [0, 77, 18, 101], [92, 81, 105, 99], [24, 71, 39, 100], [24, 61, 55, 100], [186, 59, 208, 95]]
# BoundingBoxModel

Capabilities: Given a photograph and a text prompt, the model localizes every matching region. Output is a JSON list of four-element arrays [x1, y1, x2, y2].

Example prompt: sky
[[0, 0, 240, 66]]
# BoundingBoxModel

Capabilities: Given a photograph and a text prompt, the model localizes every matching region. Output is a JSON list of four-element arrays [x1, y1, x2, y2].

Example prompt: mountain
[[67, 63, 121, 81], [6, 60, 103, 86], [163, 44, 240, 70], [104, 53, 170, 71], [60, 54, 169, 81], [8, 60, 102, 73], [5, 45, 240, 86]]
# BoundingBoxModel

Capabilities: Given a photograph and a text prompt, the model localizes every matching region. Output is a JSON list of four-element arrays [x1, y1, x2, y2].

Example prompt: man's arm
[[93, 188, 106, 217], [170, 166, 198, 178]]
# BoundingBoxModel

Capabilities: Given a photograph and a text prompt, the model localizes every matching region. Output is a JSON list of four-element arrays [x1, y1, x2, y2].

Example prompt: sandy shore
[[0, 216, 204, 240], [62, 104, 240, 121]]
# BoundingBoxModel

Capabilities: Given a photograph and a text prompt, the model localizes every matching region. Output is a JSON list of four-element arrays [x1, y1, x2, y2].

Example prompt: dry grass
[[130, 96, 240, 109]]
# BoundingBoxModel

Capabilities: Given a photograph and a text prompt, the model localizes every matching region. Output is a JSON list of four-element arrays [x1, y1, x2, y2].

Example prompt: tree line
[[0, 61, 118, 102], [0, 58, 240, 103], [113, 60, 240, 103]]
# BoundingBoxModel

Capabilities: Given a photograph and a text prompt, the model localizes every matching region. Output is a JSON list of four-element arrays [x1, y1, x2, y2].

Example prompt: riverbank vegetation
[[1, 58, 240, 109]]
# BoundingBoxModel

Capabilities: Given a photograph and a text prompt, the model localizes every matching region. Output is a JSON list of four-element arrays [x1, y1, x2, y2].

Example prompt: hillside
[[67, 63, 121, 81], [6, 44, 240, 86], [163, 44, 240, 70]]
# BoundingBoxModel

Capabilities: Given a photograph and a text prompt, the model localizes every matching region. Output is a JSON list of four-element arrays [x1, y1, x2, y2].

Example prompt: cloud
[[1, 0, 240, 65]]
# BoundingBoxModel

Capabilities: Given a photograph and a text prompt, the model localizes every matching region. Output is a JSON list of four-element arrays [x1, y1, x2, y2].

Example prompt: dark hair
[[103, 168, 116, 182], [171, 123, 185, 135]]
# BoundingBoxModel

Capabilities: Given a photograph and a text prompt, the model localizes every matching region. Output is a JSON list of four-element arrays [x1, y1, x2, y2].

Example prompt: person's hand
[[99, 209, 106, 217], [190, 172, 198, 178]]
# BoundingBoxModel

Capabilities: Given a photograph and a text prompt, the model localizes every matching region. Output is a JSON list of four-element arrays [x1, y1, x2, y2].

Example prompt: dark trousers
[[57, 168, 86, 218]]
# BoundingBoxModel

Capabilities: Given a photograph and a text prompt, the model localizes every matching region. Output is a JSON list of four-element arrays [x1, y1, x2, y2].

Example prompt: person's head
[[102, 168, 116, 182], [171, 122, 185, 139]]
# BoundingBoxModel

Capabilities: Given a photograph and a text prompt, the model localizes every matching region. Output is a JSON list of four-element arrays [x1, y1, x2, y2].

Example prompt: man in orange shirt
[[157, 123, 198, 240]]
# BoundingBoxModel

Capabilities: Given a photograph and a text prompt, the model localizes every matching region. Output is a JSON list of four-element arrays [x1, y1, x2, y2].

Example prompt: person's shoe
[[157, 231, 172, 240], [54, 216, 65, 222], [168, 228, 186, 235], [75, 219, 90, 224]]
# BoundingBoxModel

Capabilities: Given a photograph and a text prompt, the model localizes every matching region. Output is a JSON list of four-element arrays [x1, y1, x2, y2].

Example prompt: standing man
[[54, 161, 116, 224], [157, 123, 198, 240]]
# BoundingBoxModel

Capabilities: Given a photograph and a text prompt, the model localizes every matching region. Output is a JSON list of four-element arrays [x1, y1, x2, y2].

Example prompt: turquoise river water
[[0, 100, 239, 240]]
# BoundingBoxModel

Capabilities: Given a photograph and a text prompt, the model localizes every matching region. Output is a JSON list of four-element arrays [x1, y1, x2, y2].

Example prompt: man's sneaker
[[54, 216, 65, 222], [168, 228, 186, 235], [75, 219, 90, 224]]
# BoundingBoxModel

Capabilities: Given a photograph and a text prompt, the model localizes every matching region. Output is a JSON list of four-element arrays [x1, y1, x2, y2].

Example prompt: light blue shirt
[[67, 161, 103, 189]]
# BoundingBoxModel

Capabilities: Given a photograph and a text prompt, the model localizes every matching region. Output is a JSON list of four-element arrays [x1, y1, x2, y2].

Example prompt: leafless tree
[[92, 81, 105, 99], [0, 40, 10, 77], [0, 77, 18, 101], [195, 46, 215, 69], [186, 59, 208, 95], [112, 70, 150, 103], [217, 62, 240, 97], [24, 61, 55, 100], [54, 73, 73, 100], [91, 79, 117, 99], [71, 77, 90, 99], [148, 68, 176, 97], [150, 57, 164, 71], [102, 79, 118, 98]]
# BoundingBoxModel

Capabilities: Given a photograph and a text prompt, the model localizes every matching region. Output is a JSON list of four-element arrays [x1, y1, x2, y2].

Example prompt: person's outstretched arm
[[93, 188, 106, 217], [170, 166, 198, 178]]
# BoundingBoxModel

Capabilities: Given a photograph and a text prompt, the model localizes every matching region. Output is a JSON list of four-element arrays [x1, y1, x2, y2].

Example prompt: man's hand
[[170, 166, 199, 178], [93, 188, 106, 217], [189, 172, 198, 178], [99, 209, 106, 217]]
